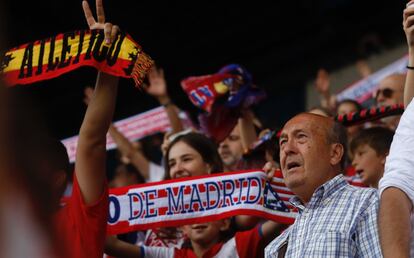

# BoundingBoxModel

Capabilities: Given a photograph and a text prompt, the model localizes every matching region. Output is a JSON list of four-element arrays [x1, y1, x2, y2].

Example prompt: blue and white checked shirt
[[265, 174, 382, 258]]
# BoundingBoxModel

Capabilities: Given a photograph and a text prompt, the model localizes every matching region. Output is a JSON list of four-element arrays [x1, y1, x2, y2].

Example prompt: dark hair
[[40, 137, 71, 177], [350, 127, 394, 157], [164, 132, 223, 179], [336, 99, 362, 113], [326, 121, 348, 170]]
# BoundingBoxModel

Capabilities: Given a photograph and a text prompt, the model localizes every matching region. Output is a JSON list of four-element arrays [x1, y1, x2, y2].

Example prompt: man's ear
[[330, 143, 344, 167], [219, 219, 232, 232]]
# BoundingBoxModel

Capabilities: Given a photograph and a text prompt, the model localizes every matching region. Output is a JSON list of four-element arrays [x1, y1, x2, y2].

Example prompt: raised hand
[[314, 68, 330, 97], [82, 0, 119, 44], [404, 1, 414, 49], [145, 66, 168, 100]]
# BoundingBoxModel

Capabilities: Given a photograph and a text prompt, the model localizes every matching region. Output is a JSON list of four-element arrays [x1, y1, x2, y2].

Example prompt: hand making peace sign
[[82, 0, 120, 45]]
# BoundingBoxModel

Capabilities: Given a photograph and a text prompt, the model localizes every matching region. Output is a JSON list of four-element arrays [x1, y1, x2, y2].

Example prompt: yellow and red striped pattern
[[1, 29, 153, 87]]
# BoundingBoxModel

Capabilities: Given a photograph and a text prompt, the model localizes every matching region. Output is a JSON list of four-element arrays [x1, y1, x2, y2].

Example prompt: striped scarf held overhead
[[1, 29, 153, 87]]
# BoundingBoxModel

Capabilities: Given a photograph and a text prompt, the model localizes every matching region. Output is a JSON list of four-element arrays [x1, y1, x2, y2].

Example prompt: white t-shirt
[[379, 98, 414, 257]]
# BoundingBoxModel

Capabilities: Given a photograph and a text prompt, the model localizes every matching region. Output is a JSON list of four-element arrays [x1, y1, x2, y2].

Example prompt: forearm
[[79, 72, 118, 142], [239, 110, 257, 152], [75, 72, 118, 204], [108, 125, 134, 155], [109, 125, 150, 178], [379, 187, 412, 258], [158, 96, 184, 133], [405, 49, 414, 108]]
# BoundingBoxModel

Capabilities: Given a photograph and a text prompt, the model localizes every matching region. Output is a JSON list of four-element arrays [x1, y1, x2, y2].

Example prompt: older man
[[265, 113, 382, 257], [218, 124, 244, 171]]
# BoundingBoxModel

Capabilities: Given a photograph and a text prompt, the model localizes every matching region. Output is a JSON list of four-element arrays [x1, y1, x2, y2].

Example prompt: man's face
[[375, 75, 404, 107], [218, 125, 243, 170], [352, 144, 385, 188], [279, 114, 336, 199]]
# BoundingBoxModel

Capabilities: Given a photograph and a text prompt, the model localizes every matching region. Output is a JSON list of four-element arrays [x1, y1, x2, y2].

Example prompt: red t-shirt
[[142, 225, 263, 258], [54, 174, 108, 258]]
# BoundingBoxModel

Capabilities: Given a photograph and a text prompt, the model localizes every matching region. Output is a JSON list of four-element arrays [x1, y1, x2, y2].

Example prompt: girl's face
[[168, 141, 211, 179]]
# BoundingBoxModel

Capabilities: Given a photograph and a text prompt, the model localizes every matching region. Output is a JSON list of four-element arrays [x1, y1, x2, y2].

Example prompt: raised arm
[[404, 2, 414, 107], [378, 4, 414, 257], [84, 87, 152, 180], [145, 66, 184, 133], [314, 68, 336, 112], [238, 109, 257, 153], [75, 0, 119, 205], [108, 125, 152, 179]]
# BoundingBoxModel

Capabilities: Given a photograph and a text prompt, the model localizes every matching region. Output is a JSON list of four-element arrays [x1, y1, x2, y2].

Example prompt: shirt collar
[[290, 174, 347, 212]]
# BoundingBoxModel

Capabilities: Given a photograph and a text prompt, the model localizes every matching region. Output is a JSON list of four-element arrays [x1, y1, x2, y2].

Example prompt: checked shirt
[[265, 174, 382, 258]]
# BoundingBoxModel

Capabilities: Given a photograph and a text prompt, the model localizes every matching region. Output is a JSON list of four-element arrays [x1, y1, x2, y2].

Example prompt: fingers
[[110, 25, 120, 44], [262, 161, 276, 181], [405, 15, 414, 30], [82, 0, 96, 28], [96, 0, 105, 24], [155, 227, 177, 239], [104, 23, 112, 44], [404, 4, 414, 23]]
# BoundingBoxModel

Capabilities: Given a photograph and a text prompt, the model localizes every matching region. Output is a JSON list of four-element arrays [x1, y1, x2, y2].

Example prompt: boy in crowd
[[350, 127, 394, 188]]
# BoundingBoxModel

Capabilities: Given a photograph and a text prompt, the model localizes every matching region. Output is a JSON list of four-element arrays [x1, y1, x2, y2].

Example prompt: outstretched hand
[[314, 68, 330, 96], [82, 0, 119, 44], [145, 66, 168, 99]]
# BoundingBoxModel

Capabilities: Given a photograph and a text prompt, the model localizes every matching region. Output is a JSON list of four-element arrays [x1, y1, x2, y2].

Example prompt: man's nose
[[282, 139, 297, 154], [219, 139, 229, 148]]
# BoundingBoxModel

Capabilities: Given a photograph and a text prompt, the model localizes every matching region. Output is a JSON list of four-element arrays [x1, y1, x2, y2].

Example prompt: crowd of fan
[[2, 0, 414, 257]]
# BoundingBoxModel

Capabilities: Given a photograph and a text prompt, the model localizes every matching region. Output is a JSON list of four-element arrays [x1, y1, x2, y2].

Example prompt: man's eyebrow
[[279, 133, 287, 141], [279, 129, 307, 140], [292, 129, 306, 135]]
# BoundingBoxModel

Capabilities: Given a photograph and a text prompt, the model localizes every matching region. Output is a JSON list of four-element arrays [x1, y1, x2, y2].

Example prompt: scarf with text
[[1, 29, 153, 87], [108, 170, 294, 235], [107, 169, 363, 235]]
